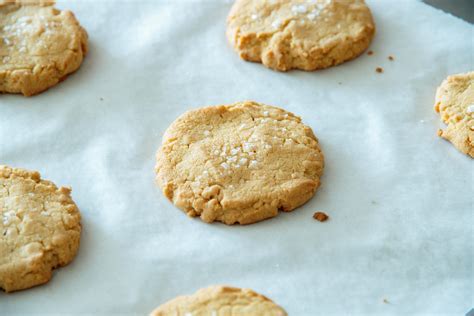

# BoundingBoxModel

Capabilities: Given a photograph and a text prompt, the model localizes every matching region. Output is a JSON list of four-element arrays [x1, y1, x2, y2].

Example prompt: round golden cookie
[[435, 71, 474, 158], [0, 1, 88, 96], [0, 165, 82, 292], [226, 0, 375, 71], [155, 101, 324, 225], [150, 286, 287, 316]]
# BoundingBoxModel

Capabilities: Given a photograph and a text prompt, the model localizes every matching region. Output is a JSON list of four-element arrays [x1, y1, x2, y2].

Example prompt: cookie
[[155, 101, 324, 225], [150, 286, 287, 316], [0, 165, 82, 292], [434, 71, 474, 158], [0, 0, 88, 96], [226, 0, 375, 71]]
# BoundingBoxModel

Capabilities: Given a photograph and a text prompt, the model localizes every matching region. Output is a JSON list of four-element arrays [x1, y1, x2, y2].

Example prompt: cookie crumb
[[383, 298, 390, 304], [313, 211, 329, 222], [367, 50, 374, 56], [388, 55, 394, 61], [376, 67, 383, 73]]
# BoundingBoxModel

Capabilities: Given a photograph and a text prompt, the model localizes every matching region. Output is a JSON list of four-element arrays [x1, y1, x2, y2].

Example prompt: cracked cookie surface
[[435, 71, 474, 158], [0, 165, 81, 292], [155, 101, 324, 225], [0, 0, 88, 96], [150, 285, 287, 316], [226, 0, 375, 71]]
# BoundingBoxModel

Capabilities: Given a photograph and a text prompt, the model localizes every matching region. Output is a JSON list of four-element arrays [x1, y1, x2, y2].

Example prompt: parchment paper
[[1, 0, 473, 315]]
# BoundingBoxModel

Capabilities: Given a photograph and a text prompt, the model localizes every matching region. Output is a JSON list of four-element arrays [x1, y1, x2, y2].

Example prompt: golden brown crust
[[434, 71, 474, 158], [150, 286, 287, 316], [226, 0, 375, 71], [0, 1, 88, 96], [0, 165, 82, 292], [0, 0, 55, 7], [155, 101, 324, 225]]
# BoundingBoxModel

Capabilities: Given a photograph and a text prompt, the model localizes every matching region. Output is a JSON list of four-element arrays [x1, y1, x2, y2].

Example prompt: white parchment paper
[[1, 0, 473, 314]]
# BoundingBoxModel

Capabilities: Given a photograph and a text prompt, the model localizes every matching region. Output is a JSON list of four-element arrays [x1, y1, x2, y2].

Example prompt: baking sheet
[[1, 0, 473, 314]]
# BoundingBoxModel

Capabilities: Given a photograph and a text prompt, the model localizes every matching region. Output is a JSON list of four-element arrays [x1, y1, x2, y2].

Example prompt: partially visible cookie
[[150, 286, 287, 316], [155, 101, 324, 225], [434, 71, 474, 158], [226, 0, 375, 71], [0, 0, 88, 96], [0, 165, 82, 292]]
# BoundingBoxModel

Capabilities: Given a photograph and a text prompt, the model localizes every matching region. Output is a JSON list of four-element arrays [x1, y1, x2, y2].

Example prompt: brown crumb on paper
[[367, 50, 374, 56], [388, 55, 394, 61], [313, 211, 329, 222], [376, 67, 383, 73]]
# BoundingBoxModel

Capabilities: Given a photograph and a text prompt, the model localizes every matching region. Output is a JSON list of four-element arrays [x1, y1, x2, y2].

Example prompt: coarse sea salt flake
[[249, 160, 258, 169], [17, 16, 31, 23], [230, 147, 240, 155], [307, 12, 318, 20], [292, 4, 307, 14], [243, 142, 256, 152], [467, 104, 474, 113], [221, 162, 230, 170], [272, 19, 282, 29], [2, 211, 16, 225]]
